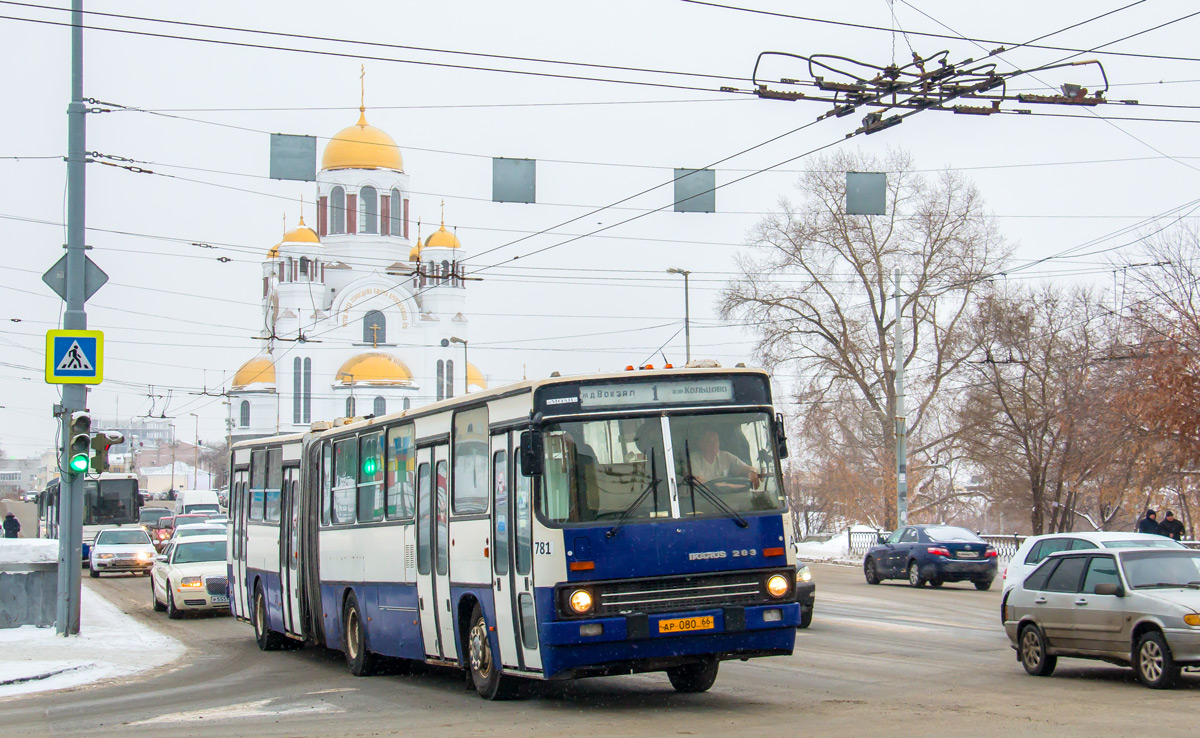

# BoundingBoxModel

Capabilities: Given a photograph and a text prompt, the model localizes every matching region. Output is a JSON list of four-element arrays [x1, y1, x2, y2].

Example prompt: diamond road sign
[[45, 329, 104, 384], [42, 254, 109, 302]]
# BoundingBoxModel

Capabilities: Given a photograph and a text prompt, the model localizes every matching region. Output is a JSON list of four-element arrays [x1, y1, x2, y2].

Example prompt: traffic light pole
[[56, 0, 88, 636]]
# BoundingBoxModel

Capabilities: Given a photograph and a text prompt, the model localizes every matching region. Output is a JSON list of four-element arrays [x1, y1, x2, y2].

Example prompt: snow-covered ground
[[794, 534, 859, 565], [0, 538, 58, 564], [0, 583, 184, 698]]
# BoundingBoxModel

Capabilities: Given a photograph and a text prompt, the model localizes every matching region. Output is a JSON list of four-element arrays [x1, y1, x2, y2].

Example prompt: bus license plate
[[658, 616, 714, 634]]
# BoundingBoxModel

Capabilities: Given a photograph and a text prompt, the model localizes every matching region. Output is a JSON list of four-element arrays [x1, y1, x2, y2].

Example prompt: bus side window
[[265, 448, 283, 523], [250, 449, 266, 521], [452, 406, 490, 514], [416, 462, 431, 575], [332, 439, 357, 525], [493, 448, 509, 576], [358, 431, 384, 523]]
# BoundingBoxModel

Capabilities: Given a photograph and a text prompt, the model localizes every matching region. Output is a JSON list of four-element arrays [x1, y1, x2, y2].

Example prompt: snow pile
[[0, 583, 184, 698], [0, 539, 58, 565], [794, 534, 855, 563]]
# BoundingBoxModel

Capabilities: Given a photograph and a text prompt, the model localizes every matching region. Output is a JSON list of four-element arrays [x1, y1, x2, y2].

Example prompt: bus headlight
[[766, 574, 789, 598], [179, 577, 203, 588], [569, 589, 593, 614], [796, 566, 813, 583]]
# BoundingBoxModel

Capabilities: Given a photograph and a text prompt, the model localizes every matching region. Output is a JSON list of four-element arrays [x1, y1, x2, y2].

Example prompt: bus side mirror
[[774, 413, 789, 459], [520, 430, 544, 477]]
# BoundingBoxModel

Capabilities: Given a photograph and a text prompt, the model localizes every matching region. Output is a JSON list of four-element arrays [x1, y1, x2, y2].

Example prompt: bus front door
[[512, 448, 542, 671], [280, 467, 303, 638], [233, 471, 249, 620], [415, 448, 440, 658], [433, 444, 457, 661], [491, 433, 519, 668]]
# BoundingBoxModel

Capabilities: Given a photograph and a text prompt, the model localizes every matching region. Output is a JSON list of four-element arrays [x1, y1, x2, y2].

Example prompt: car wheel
[[974, 579, 993, 591], [864, 558, 880, 585], [907, 561, 924, 588], [928, 578, 944, 588], [167, 585, 182, 620], [88, 563, 99, 578], [798, 607, 814, 629], [1019, 624, 1057, 677], [1135, 631, 1180, 689], [468, 604, 519, 700], [666, 659, 720, 693], [152, 576, 166, 612], [253, 583, 284, 651], [343, 592, 376, 676]]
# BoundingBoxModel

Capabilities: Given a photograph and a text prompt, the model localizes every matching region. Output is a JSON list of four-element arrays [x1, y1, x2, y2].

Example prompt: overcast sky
[[1, 0, 1197, 459]]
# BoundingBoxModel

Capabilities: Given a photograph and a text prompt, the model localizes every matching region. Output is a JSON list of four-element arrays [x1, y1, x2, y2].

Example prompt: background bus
[[229, 367, 802, 699], [39, 472, 142, 560]]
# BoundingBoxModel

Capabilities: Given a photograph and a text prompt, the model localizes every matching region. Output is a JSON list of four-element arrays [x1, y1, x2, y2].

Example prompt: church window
[[445, 359, 455, 399], [360, 186, 378, 234], [303, 358, 312, 423], [403, 397, 411, 411], [299, 257, 309, 276], [363, 310, 386, 345], [239, 401, 250, 428], [390, 189, 402, 237], [346, 396, 356, 418], [330, 186, 346, 234], [442, 260, 451, 283], [436, 360, 445, 402], [373, 396, 386, 416], [293, 357, 302, 424]]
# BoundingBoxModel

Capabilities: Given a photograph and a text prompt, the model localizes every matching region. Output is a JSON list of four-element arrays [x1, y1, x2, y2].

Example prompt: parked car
[[863, 524, 998, 589], [88, 527, 156, 577], [1003, 547, 1200, 689], [1003, 531, 1187, 596], [150, 535, 230, 619]]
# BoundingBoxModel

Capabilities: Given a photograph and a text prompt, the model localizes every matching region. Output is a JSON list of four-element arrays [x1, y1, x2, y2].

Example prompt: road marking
[[127, 699, 343, 725], [306, 688, 357, 695]]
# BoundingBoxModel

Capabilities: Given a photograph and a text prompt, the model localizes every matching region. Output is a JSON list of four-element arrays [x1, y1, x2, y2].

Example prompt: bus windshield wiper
[[683, 440, 749, 528], [606, 451, 660, 539]]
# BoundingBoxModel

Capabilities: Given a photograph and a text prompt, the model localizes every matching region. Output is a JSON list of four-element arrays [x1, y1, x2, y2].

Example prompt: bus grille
[[592, 571, 778, 617], [205, 576, 228, 596]]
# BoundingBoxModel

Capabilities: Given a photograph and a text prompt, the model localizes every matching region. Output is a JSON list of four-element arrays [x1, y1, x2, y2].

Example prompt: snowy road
[[2, 563, 1196, 737]]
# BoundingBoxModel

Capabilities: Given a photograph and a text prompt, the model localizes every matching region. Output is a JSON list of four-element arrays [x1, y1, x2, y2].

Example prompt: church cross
[[369, 322, 382, 348]]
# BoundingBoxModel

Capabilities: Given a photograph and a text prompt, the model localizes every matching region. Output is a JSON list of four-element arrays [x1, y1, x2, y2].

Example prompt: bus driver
[[688, 429, 760, 489]]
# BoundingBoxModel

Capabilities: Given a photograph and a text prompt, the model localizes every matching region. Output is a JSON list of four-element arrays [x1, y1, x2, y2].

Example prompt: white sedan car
[[1003, 531, 1186, 595], [150, 535, 230, 619], [89, 528, 156, 577]]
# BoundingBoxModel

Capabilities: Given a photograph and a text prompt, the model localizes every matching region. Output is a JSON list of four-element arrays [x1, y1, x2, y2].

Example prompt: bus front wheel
[[666, 659, 719, 693], [343, 592, 377, 676], [468, 604, 519, 700]]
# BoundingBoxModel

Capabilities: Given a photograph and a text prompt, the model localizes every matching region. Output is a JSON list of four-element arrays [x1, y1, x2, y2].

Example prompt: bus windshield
[[539, 411, 783, 525], [84, 479, 139, 525]]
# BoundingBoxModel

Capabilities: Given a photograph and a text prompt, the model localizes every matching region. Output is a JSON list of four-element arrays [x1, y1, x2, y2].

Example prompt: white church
[[229, 104, 487, 441]]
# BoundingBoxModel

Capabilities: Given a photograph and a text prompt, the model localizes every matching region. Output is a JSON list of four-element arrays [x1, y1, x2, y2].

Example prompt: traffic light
[[68, 411, 91, 475], [90, 431, 124, 474]]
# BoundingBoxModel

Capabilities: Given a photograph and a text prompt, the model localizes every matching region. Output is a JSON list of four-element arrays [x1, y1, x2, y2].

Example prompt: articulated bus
[[228, 367, 808, 699], [39, 472, 143, 560]]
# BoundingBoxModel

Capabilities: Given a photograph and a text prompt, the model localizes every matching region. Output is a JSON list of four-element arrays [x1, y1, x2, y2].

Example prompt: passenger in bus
[[687, 429, 760, 489]]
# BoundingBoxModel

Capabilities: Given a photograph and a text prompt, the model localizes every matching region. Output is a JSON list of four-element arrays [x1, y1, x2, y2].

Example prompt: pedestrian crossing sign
[[45, 330, 104, 384]]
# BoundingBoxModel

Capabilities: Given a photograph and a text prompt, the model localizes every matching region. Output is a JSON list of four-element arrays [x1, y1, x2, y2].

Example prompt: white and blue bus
[[228, 367, 807, 698], [39, 472, 143, 560]]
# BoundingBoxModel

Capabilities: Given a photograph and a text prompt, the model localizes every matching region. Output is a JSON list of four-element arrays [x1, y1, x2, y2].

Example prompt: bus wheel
[[253, 583, 283, 651], [468, 604, 518, 700], [666, 659, 719, 693], [343, 592, 377, 676]]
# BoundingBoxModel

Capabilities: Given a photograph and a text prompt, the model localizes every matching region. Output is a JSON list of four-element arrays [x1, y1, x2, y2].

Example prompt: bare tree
[[722, 149, 1008, 528]]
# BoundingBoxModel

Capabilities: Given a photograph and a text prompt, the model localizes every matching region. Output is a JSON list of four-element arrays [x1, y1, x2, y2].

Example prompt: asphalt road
[[3, 563, 1196, 738]]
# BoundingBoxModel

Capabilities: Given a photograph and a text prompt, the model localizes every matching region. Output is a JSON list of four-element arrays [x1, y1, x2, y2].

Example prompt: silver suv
[[1003, 548, 1200, 688]]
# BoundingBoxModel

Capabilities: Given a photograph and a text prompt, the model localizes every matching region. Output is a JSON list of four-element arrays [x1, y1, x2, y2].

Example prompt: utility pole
[[893, 268, 907, 528], [666, 268, 691, 363], [55, 0, 87, 636]]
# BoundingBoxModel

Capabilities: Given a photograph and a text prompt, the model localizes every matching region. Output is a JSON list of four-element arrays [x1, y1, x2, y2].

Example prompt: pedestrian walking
[[1136, 509, 1161, 536], [1159, 510, 1186, 542], [2, 512, 20, 538]]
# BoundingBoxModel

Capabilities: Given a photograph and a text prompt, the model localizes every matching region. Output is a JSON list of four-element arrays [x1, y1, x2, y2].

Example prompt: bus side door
[[433, 444, 457, 660], [280, 467, 303, 638], [491, 432, 519, 668], [232, 470, 249, 620], [415, 448, 440, 658], [512, 439, 542, 671]]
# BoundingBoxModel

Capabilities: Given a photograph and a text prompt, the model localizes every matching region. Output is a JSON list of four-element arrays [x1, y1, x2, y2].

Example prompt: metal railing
[[847, 530, 1200, 560]]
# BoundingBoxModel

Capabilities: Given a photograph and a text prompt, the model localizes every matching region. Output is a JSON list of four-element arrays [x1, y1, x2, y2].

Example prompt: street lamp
[[666, 267, 691, 363], [188, 413, 199, 490], [444, 336, 469, 394]]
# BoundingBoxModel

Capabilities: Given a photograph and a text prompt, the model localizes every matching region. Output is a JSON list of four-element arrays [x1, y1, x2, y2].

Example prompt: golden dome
[[467, 362, 487, 391], [283, 215, 320, 244], [267, 243, 281, 260], [336, 352, 413, 385], [424, 224, 461, 250], [408, 243, 421, 262], [321, 110, 404, 172], [233, 356, 276, 388]]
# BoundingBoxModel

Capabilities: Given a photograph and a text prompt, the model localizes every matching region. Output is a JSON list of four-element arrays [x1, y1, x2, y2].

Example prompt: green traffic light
[[362, 456, 378, 476], [69, 453, 90, 473]]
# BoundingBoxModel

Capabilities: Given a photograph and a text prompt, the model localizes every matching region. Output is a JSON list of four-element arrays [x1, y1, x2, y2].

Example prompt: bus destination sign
[[580, 379, 734, 409]]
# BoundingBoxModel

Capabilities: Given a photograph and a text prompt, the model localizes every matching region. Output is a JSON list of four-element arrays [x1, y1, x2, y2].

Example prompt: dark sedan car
[[863, 524, 998, 590]]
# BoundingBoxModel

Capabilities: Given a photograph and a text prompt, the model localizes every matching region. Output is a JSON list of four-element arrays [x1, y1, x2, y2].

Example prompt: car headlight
[[136, 551, 153, 560], [568, 589, 593, 614], [179, 576, 203, 588], [796, 565, 813, 583], [766, 574, 790, 598], [96, 553, 115, 559], [1185, 613, 1200, 627]]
